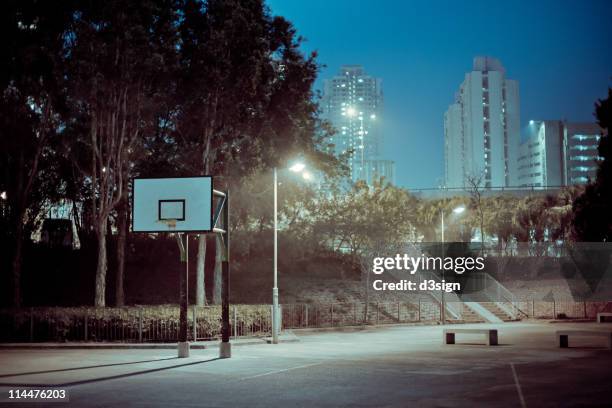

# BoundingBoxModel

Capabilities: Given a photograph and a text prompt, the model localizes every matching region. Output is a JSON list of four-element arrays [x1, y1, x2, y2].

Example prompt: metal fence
[[1, 300, 610, 343], [0, 305, 272, 343], [281, 301, 430, 328], [281, 300, 612, 328]]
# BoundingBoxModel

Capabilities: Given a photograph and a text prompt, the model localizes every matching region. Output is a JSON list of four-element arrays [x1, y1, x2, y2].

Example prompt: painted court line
[[239, 362, 323, 381], [510, 363, 527, 408]]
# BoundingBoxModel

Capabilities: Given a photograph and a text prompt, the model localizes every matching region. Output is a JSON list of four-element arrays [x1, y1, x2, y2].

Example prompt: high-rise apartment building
[[444, 57, 520, 189], [563, 123, 602, 185], [517, 121, 602, 187], [323, 65, 392, 183], [363, 159, 395, 186], [518, 120, 565, 187]]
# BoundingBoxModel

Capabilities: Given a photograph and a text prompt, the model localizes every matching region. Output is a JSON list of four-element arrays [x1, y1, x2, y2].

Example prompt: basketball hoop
[[131, 176, 230, 359], [132, 176, 212, 233], [160, 219, 177, 229]]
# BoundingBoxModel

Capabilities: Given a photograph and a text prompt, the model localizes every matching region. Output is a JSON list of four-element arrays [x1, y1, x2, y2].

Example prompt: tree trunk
[[196, 234, 207, 306], [363, 264, 370, 323], [95, 223, 108, 307], [480, 216, 485, 255], [212, 234, 222, 304], [11, 154, 26, 308], [11, 218, 24, 308], [115, 188, 128, 306]]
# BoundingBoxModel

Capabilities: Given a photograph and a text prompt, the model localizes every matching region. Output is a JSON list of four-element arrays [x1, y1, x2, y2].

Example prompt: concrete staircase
[[460, 307, 486, 323], [479, 302, 518, 322]]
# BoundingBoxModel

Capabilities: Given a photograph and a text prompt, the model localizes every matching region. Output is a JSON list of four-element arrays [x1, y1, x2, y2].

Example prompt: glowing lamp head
[[453, 206, 466, 214], [289, 163, 306, 173]]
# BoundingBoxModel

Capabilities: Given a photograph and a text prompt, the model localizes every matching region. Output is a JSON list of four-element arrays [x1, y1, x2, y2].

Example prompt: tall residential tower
[[323, 65, 394, 184], [444, 57, 520, 189]]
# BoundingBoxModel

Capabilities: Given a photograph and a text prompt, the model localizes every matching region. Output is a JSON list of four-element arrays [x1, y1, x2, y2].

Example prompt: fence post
[[583, 301, 587, 319], [305, 305, 309, 327], [532, 299, 535, 318], [192, 306, 197, 342], [418, 298, 421, 322], [138, 307, 143, 343], [397, 302, 400, 322], [84, 312, 88, 341], [553, 300, 556, 319], [331, 304, 334, 327], [354, 303, 357, 324]]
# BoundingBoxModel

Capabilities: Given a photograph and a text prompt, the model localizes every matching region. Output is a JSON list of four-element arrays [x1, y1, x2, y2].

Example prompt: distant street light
[[453, 206, 465, 214], [440, 205, 467, 324], [272, 161, 310, 344], [0, 191, 6, 200]]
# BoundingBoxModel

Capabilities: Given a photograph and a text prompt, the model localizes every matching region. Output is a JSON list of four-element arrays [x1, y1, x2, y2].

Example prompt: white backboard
[[132, 176, 213, 233]]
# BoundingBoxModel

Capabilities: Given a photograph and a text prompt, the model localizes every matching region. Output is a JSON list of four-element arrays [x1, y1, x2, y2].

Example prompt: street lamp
[[289, 163, 305, 172], [453, 206, 465, 215], [272, 162, 309, 344], [440, 205, 466, 324]]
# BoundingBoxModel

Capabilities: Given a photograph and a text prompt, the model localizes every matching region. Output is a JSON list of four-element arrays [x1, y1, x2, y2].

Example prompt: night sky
[[267, 0, 612, 189]]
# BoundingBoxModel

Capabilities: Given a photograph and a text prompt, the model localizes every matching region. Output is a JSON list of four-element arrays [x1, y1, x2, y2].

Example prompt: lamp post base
[[272, 288, 279, 344]]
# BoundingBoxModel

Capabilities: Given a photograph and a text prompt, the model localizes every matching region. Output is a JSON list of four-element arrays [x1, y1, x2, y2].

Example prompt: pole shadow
[[0, 357, 178, 378], [0, 357, 222, 388]]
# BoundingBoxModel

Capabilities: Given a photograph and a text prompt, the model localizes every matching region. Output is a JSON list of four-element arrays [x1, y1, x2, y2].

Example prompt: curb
[[0, 337, 298, 350], [291, 321, 443, 334]]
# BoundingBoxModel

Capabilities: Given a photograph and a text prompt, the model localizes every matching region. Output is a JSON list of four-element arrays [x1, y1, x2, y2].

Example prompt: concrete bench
[[556, 330, 612, 349], [444, 328, 498, 346], [597, 312, 612, 323]]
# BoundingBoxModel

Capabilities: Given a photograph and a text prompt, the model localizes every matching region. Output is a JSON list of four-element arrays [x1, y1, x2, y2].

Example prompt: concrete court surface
[[0, 322, 611, 407]]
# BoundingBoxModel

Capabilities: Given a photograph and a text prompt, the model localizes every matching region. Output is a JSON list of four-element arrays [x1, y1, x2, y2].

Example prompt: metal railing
[[1, 300, 610, 343], [462, 272, 525, 319], [0, 305, 272, 343], [417, 270, 464, 320]]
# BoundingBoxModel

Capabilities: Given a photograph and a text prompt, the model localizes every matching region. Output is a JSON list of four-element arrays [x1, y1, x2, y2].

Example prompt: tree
[[572, 89, 612, 242], [0, 1, 73, 306], [311, 180, 416, 319], [175, 0, 334, 304], [64, 0, 179, 306], [466, 172, 486, 254]]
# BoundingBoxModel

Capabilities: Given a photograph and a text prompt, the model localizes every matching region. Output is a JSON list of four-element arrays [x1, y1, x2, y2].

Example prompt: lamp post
[[440, 205, 465, 324], [272, 162, 308, 344]]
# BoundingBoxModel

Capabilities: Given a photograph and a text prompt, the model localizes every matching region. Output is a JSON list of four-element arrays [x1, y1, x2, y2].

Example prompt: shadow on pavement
[[0, 357, 222, 387], [0, 357, 178, 378]]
